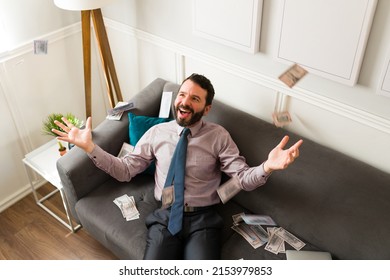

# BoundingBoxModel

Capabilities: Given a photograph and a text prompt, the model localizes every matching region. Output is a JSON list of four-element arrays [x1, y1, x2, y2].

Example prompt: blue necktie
[[164, 127, 190, 235]]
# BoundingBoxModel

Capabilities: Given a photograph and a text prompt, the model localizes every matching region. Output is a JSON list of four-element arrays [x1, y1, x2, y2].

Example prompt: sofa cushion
[[128, 112, 171, 175], [128, 113, 171, 146], [75, 174, 158, 259]]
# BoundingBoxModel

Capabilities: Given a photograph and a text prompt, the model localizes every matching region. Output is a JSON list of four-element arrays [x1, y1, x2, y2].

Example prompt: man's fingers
[[277, 135, 290, 149], [292, 139, 304, 149], [279, 137, 303, 151], [52, 128, 67, 137], [61, 117, 74, 128], [54, 119, 69, 132], [289, 139, 303, 158], [85, 116, 92, 130], [289, 148, 299, 159]]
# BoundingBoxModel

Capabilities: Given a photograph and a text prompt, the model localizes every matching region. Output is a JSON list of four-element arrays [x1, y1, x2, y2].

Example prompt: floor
[[0, 183, 118, 260]]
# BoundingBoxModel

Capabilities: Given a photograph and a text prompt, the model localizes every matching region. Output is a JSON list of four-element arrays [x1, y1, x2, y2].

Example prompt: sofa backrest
[[205, 99, 390, 260]]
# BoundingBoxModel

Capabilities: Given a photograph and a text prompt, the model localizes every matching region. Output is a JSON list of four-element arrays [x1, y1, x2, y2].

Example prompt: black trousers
[[143, 207, 224, 260]]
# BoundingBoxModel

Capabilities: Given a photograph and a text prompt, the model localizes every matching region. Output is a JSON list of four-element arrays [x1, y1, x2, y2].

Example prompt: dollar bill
[[272, 111, 292, 128], [267, 226, 275, 236], [265, 228, 284, 254], [274, 227, 306, 251], [117, 142, 134, 158], [249, 225, 269, 242], [278, 63, 308, 88], [232, 224, 265, 249], [278, 239, 286, 253], [161, 185, 175, 209], [107, 102, 128, 120], [217, 176, 242, 204], [107, 101, 136, 115], [242, 214, 277, 226], [232, 212, 245, 226]]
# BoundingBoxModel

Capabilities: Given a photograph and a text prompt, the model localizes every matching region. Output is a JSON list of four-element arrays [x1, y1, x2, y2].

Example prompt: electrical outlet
[[34, 40, 48, 55]]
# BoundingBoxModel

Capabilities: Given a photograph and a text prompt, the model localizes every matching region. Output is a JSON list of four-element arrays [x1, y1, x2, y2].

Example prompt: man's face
[[174, 79, 211, 127]]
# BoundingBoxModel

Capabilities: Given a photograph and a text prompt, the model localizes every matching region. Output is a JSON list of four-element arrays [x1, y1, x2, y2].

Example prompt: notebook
[[286, 250, 332, 260]]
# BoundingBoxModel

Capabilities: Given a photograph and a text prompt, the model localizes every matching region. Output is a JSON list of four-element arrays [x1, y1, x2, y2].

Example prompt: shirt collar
[[175, 120, 204, 137]]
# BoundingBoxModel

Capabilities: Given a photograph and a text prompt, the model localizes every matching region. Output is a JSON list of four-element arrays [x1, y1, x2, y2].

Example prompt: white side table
[[22, 139, 81, 233]]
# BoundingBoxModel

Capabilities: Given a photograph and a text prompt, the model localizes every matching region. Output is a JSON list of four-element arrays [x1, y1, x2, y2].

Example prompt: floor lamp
[[54, 0, 123, 118]]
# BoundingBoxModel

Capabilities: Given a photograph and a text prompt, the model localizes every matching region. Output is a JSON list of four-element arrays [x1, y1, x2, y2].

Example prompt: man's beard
[[174, 105, 205, 127]]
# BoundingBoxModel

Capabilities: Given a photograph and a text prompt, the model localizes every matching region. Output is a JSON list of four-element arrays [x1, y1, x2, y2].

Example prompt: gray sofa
[[57, 78, 390, 260]]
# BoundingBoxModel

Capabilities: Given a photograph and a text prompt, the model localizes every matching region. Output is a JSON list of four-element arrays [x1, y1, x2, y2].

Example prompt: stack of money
[[231, 213, 274, 249], [107, 101, 135, 120], [265, 227, 306, 255], [113, 194, 140, 221], [231, 213, 306, 254]]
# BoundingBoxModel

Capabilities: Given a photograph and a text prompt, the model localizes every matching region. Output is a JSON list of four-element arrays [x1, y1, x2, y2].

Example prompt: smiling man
[[53, 73, 303, 259]]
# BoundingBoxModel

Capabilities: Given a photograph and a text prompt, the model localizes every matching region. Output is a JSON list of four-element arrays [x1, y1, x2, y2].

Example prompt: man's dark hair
[[182, 73, 215, 106]]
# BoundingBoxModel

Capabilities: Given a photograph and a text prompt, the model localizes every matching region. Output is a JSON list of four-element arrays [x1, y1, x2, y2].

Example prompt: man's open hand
[[264, 136, 303, 173], [52, 116, 95, 153]]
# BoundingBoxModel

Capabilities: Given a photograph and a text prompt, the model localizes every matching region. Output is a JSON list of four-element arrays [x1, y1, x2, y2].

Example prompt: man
[[53, 73, 303, 259]]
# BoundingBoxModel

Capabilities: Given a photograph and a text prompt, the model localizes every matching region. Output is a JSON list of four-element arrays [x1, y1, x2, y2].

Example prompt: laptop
[[286, 250, 332, 260]]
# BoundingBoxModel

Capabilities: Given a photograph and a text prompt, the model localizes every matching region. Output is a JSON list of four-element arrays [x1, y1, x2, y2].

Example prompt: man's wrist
[[84, 142, 96, 154], [263, 161, 273, 174]]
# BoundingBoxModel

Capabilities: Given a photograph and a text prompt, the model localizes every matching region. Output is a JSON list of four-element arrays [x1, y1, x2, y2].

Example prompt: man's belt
[[183, 205, 213, 212]]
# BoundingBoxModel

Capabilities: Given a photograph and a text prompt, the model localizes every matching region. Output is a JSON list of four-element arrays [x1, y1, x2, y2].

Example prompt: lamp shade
[[54, 0, 115, 11]]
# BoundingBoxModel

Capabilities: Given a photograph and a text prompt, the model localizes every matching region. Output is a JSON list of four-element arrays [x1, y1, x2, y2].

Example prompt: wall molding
[[105, 19, 390, 134]]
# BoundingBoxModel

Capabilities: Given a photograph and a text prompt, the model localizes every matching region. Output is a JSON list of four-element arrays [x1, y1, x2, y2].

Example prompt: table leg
[[23, 164, 81, 233], [59, 188, 81, 233], [24, 164, 39, 203]]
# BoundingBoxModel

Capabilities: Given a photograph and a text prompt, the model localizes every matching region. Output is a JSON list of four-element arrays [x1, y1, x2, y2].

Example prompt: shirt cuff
[[87, 144, 102, 161], [261, 161, 272, 178]]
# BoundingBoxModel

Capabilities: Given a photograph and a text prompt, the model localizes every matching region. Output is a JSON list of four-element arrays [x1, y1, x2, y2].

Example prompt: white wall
[[0, 0, 112, 211], [0, 0, 389, 212]]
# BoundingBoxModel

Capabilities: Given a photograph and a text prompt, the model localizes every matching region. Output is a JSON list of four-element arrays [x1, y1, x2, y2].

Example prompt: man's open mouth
[[177, 106, 193, 118]]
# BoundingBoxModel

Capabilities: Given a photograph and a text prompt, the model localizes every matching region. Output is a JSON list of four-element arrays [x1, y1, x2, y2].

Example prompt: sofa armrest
[[57, 115, 129, 222]]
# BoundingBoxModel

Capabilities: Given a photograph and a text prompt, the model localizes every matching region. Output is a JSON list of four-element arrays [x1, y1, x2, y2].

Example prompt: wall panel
[[277, 0, 377, 86], [378, 49, 390, 97], [193, 0, 263, 53]]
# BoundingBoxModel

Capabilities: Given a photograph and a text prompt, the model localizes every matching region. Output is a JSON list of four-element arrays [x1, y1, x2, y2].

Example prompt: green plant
[[58, 141, 66, 151], [42, 113, 84, 137]]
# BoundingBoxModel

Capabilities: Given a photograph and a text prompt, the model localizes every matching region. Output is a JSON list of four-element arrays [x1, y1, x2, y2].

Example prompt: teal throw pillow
[[128, 112, 171, 174]]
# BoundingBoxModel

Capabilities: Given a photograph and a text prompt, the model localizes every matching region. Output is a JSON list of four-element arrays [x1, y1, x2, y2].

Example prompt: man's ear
[[203, 105, 212, 116]]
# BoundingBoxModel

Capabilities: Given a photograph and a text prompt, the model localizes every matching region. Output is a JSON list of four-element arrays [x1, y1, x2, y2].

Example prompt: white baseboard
[[0, 179, 46, 213]]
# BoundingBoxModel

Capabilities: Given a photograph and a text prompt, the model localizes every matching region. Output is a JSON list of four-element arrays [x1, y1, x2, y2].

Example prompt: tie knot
[[181, 128, 190, 137]]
